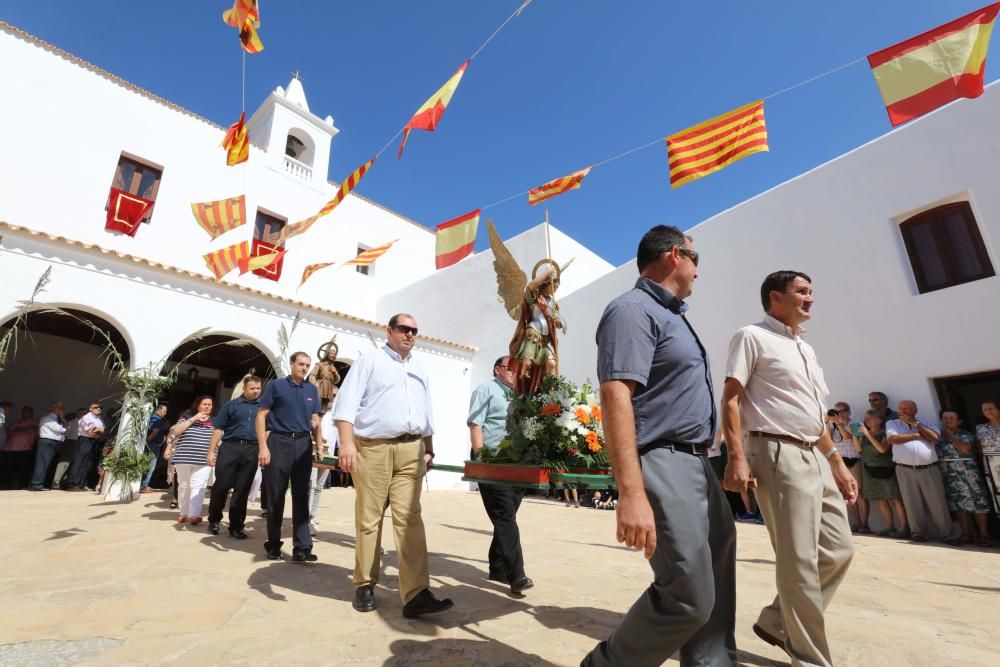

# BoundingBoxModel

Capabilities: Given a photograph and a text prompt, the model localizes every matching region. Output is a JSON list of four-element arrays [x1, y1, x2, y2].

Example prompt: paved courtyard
[[0, 483, 997, 666]]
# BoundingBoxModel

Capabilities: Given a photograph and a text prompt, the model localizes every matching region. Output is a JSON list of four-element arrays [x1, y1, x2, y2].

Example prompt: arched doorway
[[0, 307, 131, 490]]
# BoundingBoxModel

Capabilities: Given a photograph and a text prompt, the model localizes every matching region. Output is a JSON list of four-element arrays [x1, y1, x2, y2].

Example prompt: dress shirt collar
[[285, 375, 307, 388], [635, 277, 687, 314], [763, 313, 807, 339], [493, 378, 513, 395], [236, 396, 259, 405], [383, 345, 410, 363]]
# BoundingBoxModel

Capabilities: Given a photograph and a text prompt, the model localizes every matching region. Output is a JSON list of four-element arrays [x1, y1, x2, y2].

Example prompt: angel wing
[[487, 219, 527, 320]]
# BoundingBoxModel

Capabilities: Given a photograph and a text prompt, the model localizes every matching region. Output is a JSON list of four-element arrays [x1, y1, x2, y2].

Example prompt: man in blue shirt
[[256, 353, 324, 562], [207, 377, 263, 539], [468, 355, 533, 596], [140, 403, 168, 493], [582, 225, 736, 667]]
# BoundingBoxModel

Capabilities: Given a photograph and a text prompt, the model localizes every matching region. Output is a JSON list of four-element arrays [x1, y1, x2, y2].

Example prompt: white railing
[[283, 155, 313, 181]]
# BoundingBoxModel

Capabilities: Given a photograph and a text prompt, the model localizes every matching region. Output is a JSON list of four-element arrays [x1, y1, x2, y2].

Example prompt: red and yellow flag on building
[[343, 240, 397, 267], [299, 262, 335, 288], [105, 188, 152, 237], [398, 61, 469, 158], [666, 101, 768, 188], [868, 3, 999, 126], [191, 195, 247, 239], [528, 167, 592, 206], [221, 112, 250, 166], [223, 0, 264, 53], [435, 209, 480, 269], [238, 249, 285, 276], [203, 241, 251, 281], [276, 157, 376, 245]]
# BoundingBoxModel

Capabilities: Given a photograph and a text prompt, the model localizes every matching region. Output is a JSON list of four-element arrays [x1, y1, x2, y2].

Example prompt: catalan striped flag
[[223, 0, 264, 54], [666, 101, 768, 189], [191, 195, 247, 240], [528, 167, 592, 206], [221, 112, 250, 166], [398, 62, 469, 158], [276, 157, 376, 244], [299, 262, 335, 288], [343, 240, 398, 267], [868, 3, 999, 127], [203, 241, 250, 281], [435, 210, 480, 269]]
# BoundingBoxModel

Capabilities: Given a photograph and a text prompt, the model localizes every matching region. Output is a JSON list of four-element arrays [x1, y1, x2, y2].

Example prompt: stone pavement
[[0, 485, 997, 666]]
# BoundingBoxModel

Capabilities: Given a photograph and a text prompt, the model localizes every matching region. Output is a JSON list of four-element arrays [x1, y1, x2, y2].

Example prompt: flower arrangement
[[494, 374, 609, 470]]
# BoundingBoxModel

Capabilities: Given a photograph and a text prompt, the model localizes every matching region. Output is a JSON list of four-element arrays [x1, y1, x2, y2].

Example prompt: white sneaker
[[309, 520, 318, 536]]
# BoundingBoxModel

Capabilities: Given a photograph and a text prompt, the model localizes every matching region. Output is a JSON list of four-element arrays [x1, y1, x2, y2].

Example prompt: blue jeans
[[141, 444, 162, 489]]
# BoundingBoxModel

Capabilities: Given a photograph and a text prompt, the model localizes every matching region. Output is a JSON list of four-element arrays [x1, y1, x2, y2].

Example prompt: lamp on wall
[[186, 366, 200, 383]]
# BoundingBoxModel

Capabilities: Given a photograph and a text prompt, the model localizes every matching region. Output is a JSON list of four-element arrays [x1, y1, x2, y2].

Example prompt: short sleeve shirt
[[886, 419, 938, 465], [214, 396, 261, 441], [260, 376, 320, 433], [467, 379, 513, 453], [596, 277, 716, 449]]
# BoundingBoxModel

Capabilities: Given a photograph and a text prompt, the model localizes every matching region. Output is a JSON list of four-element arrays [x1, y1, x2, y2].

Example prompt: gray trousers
[[895, 464, 958, 541], [584, 447, 737, 667]]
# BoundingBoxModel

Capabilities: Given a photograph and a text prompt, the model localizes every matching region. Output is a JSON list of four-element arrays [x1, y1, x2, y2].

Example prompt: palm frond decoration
[[273, 310, 302, 376], [0, 266, 52, 372]]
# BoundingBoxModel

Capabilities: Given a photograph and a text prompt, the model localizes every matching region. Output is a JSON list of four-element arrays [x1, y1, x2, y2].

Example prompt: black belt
[[359, 433, 423, 444], [270, 431, 310, 438], [895, 461, 938, 470], [224, 438, 258, 446], [641, 439, 710, 457]]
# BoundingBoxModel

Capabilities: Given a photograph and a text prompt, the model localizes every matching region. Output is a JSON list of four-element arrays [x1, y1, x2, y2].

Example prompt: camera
[[827, 409, 839, 417]]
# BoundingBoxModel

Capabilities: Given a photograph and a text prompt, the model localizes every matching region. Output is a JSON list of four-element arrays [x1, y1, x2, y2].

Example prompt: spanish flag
[[435, 210, 480, 269], [276, 157, 375, 245], [666, 101, 768, 188], [398, 62, 469, 158], [203, 241, 251, 281], [868, 3, 999, 126], [528, 167, 592, 206], [191, 195, 247, 240], [221, 112, 250, 166]]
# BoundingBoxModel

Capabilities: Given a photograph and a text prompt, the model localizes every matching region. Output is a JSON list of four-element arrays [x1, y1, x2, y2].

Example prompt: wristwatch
[[425, 451, 436, 459]]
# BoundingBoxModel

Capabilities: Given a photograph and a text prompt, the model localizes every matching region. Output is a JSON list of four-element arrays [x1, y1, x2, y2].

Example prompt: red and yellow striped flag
[[238, 249, 285, 275], [191, 195, 247, 240], [343, 240, 398, 267], [435, 210, 479, 269], [868, 3, 999, 127], [276, 157, 376, 245], [221, 112, 250, 166], [528, 167, 592, 206], [299, 262, 335, 288], [203, 241, 250, 281], [223, 0, 264, 54], [666, 101, 768, 188], [398, 62, 469, 158]]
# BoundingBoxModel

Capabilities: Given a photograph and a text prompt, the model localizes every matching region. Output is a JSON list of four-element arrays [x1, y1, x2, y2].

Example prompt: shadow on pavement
[[384, 636, 556, 666]]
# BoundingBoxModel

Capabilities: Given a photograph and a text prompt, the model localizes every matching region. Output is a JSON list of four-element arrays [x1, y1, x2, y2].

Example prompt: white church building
[[1, 21, 998, 490]]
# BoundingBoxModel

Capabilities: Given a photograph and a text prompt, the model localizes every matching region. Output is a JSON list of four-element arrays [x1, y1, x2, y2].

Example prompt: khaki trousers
[[747, 435, 854, 667], [353, 435, 429, 604], [895, 464, 959, 541]]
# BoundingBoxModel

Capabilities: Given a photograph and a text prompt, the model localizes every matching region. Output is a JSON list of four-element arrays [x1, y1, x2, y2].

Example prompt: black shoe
[[911, 533, 927, 543], [353, 584, 377, 612], [402, 589, 454, 619], [944, 537, 963, 547], [228, 527, 248, 540], [510, 576, 534, 595], [265, 548, 283, 561], [208, 521, 220, 535], [292, 549, 318, 563], [487, 571, 508, 584]]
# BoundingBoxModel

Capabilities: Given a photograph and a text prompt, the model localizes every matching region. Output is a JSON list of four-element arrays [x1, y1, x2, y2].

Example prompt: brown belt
[[747, 430, 815, 448], [357, 433, 422, 444]]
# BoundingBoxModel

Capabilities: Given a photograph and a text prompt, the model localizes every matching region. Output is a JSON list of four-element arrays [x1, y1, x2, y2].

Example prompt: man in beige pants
[[721, 271, 858, 667], [334, 313, 453, 618]]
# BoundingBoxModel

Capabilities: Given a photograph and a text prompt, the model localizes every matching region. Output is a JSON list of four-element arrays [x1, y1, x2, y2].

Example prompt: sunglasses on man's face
[[677, 247, 699, 267], [392, 324, 418, 336]]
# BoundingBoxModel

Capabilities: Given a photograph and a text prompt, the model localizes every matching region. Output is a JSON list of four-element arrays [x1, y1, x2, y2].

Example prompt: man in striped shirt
[[334, 313, 453, 618]]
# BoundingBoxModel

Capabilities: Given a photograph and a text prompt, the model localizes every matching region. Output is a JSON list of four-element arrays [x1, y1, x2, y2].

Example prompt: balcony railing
[[283, 155, 313, 181]]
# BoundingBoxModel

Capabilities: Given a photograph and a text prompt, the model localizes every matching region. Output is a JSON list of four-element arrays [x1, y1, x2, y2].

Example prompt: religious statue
[[309, 337, 341, 411], [488, 220, 572, 397], [231, 368, 257, 400]]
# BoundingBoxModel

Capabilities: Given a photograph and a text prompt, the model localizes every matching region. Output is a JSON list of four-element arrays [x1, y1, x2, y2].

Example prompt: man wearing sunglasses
[[334, 313, 452, 618]]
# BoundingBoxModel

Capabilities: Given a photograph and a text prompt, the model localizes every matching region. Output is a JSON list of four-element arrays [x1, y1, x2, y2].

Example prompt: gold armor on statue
[[309, 338, 341, 411], [487, 220, 571, 397]]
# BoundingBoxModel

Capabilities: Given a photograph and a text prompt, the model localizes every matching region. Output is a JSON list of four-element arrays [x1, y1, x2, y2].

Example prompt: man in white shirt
[[309, 390, 339, 536], [722, 271, 856, 667], [30, 402, 67, 491], [53, 407, 86, 489], [335, 313, 452, 618], [886, 400, 960, 544]]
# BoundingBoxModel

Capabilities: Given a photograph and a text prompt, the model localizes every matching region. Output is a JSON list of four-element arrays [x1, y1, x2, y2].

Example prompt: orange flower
[[585, 431, 601, 452], [541, 403, 561, 416], [574, 407, 591, 425], [592, 405, 602, 423]]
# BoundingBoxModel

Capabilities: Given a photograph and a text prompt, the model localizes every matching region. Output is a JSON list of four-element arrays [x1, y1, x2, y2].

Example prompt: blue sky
[[3, 1, 994, 265]]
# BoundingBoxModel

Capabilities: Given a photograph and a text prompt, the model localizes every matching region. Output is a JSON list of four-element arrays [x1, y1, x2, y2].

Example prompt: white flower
[[520, 416, 542, 442], [555, 411, 578, 431]]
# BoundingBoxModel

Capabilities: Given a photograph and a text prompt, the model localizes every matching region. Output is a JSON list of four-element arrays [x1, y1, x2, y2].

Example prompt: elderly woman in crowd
[[166, 396, 214, 525], [937, 410, 991, 546], [977, 400, 1000, 456], [854, 409, 908, 537]]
